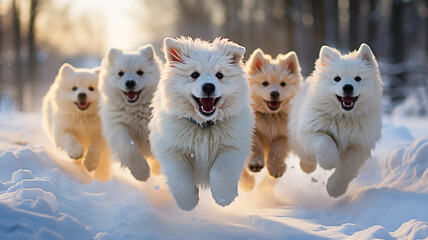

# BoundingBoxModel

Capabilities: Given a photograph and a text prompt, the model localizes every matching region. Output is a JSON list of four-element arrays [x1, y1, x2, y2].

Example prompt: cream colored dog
[[98, 45, 162, 181], [288, 44, 382, 197], [240, 49, 303, 191], [149, 37, 254, 211], [42, 63, 110, 181]]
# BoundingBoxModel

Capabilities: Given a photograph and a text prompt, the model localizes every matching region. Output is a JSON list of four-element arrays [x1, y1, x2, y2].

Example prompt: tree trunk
[[28, 0, 39, 111], [390, 0, 405, 102], [284, 0, 295, 52], [324, 0, 339, 47], [349, 0, 360, 50], [12, 0, 23, 111]]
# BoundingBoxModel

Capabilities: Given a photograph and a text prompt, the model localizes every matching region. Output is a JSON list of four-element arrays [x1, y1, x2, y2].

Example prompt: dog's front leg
[[210, 148, 247, 207], [266, 138, 288, 178], [161, 151, 199, 211], [108, 124, 150, 181], [247, 135, 264, 172], [306, 133, 340, 170], [55, 131, 84, 160], [326, 147, 369, 197]]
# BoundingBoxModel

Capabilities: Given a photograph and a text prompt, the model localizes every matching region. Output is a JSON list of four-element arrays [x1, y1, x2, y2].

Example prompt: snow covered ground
[[0, 112, 427, 240]]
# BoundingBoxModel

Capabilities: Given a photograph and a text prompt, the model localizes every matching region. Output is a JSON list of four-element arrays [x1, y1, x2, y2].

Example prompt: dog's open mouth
[[193, 96, 221, 116], [265, 101, 281, 111], [123, 90, 142, 103], [75, 101, 90, 111], [337, 95, 358, 111]]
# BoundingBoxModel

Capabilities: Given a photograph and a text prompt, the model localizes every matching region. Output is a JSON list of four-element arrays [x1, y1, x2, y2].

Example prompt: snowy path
[[0, 112, 427, 240]]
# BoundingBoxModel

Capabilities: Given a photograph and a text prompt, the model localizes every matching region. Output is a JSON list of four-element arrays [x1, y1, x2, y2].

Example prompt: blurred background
[[0, 0, 427, 115]]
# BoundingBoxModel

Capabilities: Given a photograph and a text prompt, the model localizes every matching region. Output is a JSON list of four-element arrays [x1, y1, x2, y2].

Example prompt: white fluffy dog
[[288, 43, 382, 197], [149, 37, 254, 211], [42, 63, 110, 181], [240, 49, 303, 191], [98, 45, 162, 181]]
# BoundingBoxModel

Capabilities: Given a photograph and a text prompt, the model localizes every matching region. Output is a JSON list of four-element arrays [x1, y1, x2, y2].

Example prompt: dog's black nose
[[343, 84, 354, 95], [78, 93, 86, 100], [202, 83, 215, 96], [270, 91, 280, 100], [126, 80, 136, 89]]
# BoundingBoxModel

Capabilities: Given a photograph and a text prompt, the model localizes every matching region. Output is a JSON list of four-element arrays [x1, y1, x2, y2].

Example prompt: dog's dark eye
[[88, 87, 95, 91], [118, 71, 124, 77], [280, 82, 286, 87], [262, 81, 269, 86], [137, 70, 144, 76], [355, 76, 361, 82], [72, 86, 77, 91], [215, 72, 224, 79], [191, 72, 200, 79], [334, 76, 341, 82]]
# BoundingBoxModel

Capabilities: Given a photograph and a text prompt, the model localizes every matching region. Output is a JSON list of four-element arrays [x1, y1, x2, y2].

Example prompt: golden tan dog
[[240, 49, 302, 191]]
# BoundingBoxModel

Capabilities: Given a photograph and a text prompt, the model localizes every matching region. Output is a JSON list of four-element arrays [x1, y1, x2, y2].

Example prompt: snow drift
[[0, 112, 427, 239]]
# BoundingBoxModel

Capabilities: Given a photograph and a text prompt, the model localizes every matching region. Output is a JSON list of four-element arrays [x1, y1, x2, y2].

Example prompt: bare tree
[[12, 0, 23, 111], [27, 0, 40, 110]]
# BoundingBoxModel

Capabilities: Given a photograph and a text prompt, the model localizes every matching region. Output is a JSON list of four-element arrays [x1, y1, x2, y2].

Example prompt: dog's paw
[[212, 183, 238, 207], [267, 161, 287, 178], [173, 187, 199, 211], [300, 161, 316, 174], [248, 163, 264, 172], [83, 158, 99, 172], [316, 148, 340, 170], [128, 158, 150, 181], [326, 175, 347, 198], [67, 144, 84, 160]]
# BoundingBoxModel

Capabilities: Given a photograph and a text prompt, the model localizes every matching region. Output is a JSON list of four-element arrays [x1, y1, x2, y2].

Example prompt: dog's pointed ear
[[213, 38, 245, 65], [163, 37, 186, 66], [93, 67, 102, 77], [319, 46, 340, 67], [107, 48, 123, 63], [280, 51, 301, 74], [138, 44, 155, 61], [247, 49, 266, 72], [226, 44, 245, 65], [59, 63, 75, 77], [358, 43, 377, 67]]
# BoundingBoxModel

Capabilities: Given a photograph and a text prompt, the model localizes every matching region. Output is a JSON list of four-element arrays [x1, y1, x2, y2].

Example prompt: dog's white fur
[[288, 44, 382, 197], [42, 63, 110, 181], [240, 49, 303, 191], [98, 45, 162, 181], [149, 37, 254, 211]]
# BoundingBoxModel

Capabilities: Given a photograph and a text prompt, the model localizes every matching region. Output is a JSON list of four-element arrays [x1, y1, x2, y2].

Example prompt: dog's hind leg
[[147, 156, 161, 175], [239, 167, 255, 192], [210, 149, 247, 207], [326, 147, 370, 197], [247, 136, 265, 172], [84, 138, 104, 172], [266, 138, 288, 178]]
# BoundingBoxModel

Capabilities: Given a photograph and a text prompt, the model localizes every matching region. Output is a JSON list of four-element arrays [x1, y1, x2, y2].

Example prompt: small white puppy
[[288, 44, 382, 197], [149, 37, 254, 211], [42, 63, 110, 181], [98, 45, 162, 181]]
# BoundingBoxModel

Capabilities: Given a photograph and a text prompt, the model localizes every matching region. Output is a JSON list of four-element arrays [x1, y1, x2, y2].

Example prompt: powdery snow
[[0, 112, 427, 240]]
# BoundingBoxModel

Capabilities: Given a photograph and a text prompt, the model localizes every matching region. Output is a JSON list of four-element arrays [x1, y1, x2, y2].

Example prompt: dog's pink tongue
[[200, 98, 215, 113], [342, 96, 355, 105], [126, 91, 138, 101], [78, 101, 89, 109]]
